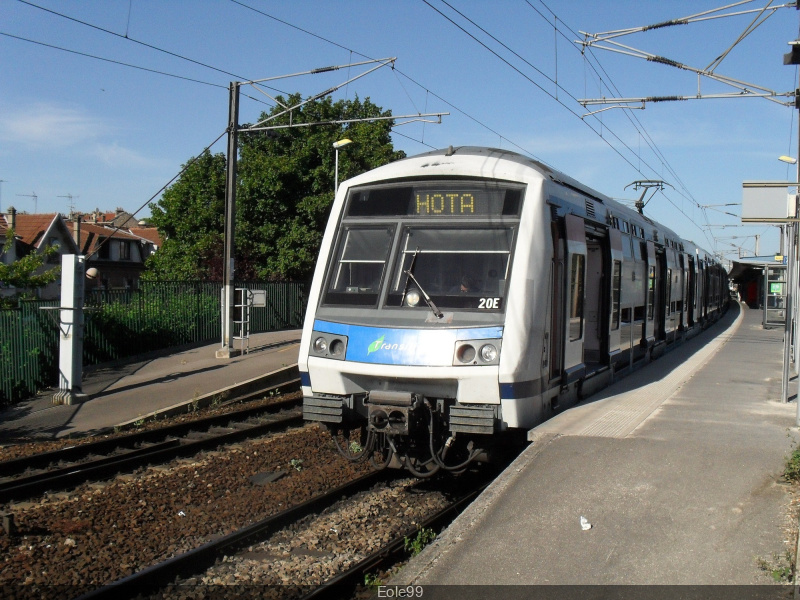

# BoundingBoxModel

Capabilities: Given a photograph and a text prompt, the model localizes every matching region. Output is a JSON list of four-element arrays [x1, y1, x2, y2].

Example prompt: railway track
[[0, 367, 301, 504], [75, 468, 495, 600]]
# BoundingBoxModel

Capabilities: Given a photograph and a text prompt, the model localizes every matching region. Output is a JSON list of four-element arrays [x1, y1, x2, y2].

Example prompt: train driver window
[[323, 226, 395, 306], [386, 227, 514, 310]]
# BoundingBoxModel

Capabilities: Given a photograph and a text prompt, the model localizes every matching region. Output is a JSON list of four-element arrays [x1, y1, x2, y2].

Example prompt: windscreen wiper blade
[[400, 247, 419, 307], [404, 269, 443, 319]]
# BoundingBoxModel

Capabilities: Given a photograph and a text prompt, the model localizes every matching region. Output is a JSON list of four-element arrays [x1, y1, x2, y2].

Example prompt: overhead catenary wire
[[526, 0, 793, 249], [0, 30, 226, 89], [424, 0, 714, 243], [9, 0, 781, 254], [421, 1, 658, 174], [15, 0, 288, 97], [227, 0, 550, 162], [530, 4, 712, 205], [230, 0, 720, 247]]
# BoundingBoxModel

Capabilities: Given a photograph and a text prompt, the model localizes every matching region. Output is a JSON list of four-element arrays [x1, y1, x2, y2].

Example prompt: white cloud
[[89, 142, 162, 169], [0, 102, 109, 148], [0, 102, 162, 170]]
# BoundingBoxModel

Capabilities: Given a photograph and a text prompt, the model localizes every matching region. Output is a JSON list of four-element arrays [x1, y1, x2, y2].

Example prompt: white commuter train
[[299, 146, 727, 476]]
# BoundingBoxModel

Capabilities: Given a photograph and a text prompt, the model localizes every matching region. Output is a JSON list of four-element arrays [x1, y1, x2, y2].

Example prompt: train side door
[[678, 253, 687, 331], [548, 220, 564, 383], [563, 214, 587, 382], [607, 229, 624, 362], [644, 241, 656, 346], [686, 255, 695, 327], [698, 261, 706, 320], [665, 249, 677, 340], [655, 248, 667, 341]]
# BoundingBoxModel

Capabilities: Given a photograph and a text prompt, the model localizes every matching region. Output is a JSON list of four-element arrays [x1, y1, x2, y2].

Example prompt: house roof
[[77, 223, 143, 255], [10, 213, 59, 248], [1, 212, 79, 255], [79, 210, 138, 228], [129, 227, 162, 246]]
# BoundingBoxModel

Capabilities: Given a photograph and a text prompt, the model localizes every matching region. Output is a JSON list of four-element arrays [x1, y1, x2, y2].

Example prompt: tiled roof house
[[70, 216, 162, 291], [1, 207, 79, 299]]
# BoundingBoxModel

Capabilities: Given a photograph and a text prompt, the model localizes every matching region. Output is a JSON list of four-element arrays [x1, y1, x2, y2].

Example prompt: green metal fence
[[0, 281, 308, 406]]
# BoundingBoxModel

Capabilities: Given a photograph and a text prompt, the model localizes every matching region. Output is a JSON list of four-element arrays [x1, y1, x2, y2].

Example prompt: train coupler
[[365, 390, 424, 435]]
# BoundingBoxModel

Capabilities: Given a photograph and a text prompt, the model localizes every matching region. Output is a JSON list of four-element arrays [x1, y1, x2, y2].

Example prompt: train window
[[569, 254, 585, 341], [386, 226, 515, 310], [647, 266, 655, 320], [633, 306, 645, 321], [322, 226, 395, 306], [611, 260, 621, 330]]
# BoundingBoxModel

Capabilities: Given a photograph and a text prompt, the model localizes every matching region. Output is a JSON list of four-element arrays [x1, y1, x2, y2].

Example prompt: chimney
[[73, 219, 81, 250], [7, 206, 16, 231]]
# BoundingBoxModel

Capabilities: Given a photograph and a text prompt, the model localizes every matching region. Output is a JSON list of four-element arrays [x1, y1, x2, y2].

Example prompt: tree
[[0, 229, 60, 307], [145, 94, 405, 282], [237, 94, 405, 280], [144, 150, 227, 280]]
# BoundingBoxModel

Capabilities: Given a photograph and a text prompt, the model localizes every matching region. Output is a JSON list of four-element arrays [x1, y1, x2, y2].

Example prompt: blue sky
[[1, 0, 797, 260]]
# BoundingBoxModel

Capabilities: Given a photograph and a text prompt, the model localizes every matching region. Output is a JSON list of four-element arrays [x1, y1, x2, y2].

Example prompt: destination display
[[346, 182, 523, 217]]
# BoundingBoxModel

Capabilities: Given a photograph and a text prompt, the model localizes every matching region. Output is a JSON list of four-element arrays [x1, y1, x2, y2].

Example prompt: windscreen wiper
[[400, 247, 419, 307], [401, 248, 443, 319]]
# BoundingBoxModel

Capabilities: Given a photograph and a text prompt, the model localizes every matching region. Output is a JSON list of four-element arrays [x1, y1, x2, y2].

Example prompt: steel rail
[[75, 468, 496, 600], [300, 474, 494, 600], [0, 373, 300, 478], [0, 397, 302, 504], [0, 407, 303, 504], [74, 470, 391, 600]]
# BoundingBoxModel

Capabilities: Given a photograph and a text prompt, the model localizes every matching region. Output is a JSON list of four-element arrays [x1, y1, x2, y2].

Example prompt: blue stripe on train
[[313, 320, 502, 366]]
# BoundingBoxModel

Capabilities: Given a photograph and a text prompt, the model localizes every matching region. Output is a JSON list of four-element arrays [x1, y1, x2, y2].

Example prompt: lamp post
[[333, 139, 352, 195]]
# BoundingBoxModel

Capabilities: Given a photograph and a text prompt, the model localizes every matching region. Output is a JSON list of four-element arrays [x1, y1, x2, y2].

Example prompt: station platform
[[0, 329, 301, 442], [395, 302, 799, 587]]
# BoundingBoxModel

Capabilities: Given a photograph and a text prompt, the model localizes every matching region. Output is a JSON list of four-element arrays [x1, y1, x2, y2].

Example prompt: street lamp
[[333, 138, 352, 195]]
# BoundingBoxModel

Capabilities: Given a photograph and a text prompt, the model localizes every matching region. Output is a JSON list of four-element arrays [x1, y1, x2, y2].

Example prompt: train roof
[[343, 146, 716, 262]]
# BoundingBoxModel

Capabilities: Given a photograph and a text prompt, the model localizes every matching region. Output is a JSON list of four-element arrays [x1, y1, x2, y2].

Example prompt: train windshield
[[322, 180, 522, 311], [322, 225, 395, 306], [386, 227, 514, 311]]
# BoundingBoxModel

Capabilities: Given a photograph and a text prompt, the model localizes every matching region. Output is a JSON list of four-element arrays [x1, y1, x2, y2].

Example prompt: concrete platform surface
[[395, 302, 798, 586], [0, 329, 301, 442]]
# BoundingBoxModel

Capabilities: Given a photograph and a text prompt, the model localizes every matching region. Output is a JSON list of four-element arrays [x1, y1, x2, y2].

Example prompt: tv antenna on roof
[[16, 191, 38, 213], [58, 194, 79, 213]]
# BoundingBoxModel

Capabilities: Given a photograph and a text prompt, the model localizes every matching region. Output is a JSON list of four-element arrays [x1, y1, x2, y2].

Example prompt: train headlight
[[310, 331, 348, 360], [330, 339, 345, 357], [313, 337, 328, 353], [456, 344, 476, 363], [406, 289, 421, 307], [479, 344, 498, 363], [453, 339, 501, 366]]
